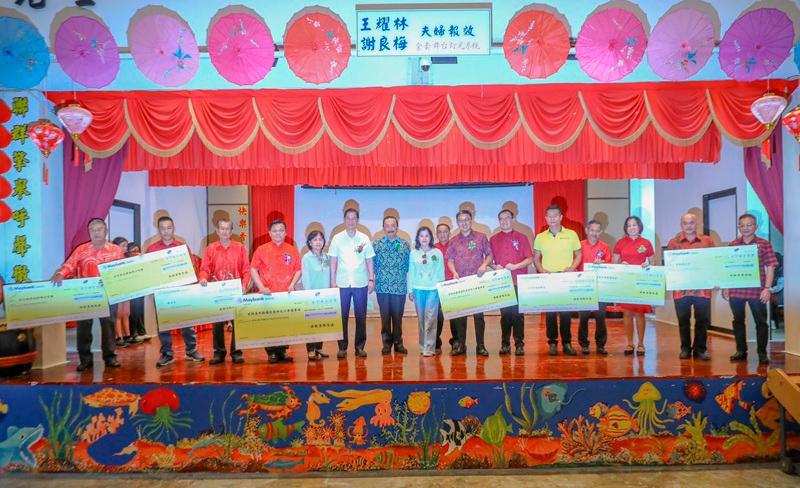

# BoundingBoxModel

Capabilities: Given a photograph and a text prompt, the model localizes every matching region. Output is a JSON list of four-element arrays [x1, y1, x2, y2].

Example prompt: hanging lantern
[[751, 93, 788, 131], [781, 105, 800, 142], [27, 120, 65, 158], [56, 102, 93, 166]]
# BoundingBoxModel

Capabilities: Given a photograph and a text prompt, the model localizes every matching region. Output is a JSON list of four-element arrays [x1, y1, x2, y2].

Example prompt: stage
[[0, 316, 797, 474], [4, 316, 791, 385]]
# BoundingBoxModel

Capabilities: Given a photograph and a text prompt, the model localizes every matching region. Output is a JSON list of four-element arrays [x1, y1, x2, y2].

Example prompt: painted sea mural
[[0, 378, 797, 473]]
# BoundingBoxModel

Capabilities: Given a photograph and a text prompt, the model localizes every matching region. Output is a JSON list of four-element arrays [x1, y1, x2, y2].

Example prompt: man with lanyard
[[250, 220, 302, 364], [148, 216, 205, 368], [51, 218, 125, 371]]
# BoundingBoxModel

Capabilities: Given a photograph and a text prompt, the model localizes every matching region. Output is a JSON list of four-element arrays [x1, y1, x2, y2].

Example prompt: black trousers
[[451, 313, 486, 348], [545, 311, 572, 345], [377, 293, 406, 348], [339, 286, 368, 351], [674, 296, 710, 353], [76, 304, 118, 365], [436, 305, 456, 349], [213, 321, 242, 359], [129, 296, 146, 336], [730, 297, 769, 355], [578, 303, 608, 347], [500, 286, 524, 347]]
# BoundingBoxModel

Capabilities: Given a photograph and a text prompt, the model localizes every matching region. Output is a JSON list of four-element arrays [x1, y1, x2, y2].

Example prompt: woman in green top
[[407, 226, 445, 356], [301, 230, 331, 360]]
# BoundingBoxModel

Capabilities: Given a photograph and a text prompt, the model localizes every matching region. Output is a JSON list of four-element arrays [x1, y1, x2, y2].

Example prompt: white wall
[[113, 172, 208, 257], [653, 138, 751, 330]]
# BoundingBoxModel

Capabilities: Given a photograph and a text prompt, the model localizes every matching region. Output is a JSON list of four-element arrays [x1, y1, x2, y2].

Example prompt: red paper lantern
[[27, 119, 64, 158], [781, 105, 800, 142]]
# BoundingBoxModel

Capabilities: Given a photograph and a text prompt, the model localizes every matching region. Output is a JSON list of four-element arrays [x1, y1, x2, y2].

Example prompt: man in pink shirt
[[578, 220, 612, 355], [199, 219, 251, 364], [434, 223, 454, 353], [51, 218, 125, 371], [490, 209, 532, 356]]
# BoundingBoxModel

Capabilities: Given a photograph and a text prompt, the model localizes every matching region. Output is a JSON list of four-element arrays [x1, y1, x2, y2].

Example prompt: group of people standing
[[49, 203, 778, 372]]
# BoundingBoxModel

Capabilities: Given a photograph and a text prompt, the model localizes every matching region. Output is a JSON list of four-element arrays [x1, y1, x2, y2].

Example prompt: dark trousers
[[266, 346, 287, 357], [339, 286, 368, 352], [578, 303, 608, 348], [451, 313, 486, 348], [377, 293, 406, 348], [730, 297, 769, 355], [213, 321, 242, 359], [76, 304, 118, 365], [546, 311, 572, 346], [129, 297, 146, 336], [500, 286, 524, 347], [674, 296, 710, 353], [436, 305, 456, 349], [306, 341, 323, 352]]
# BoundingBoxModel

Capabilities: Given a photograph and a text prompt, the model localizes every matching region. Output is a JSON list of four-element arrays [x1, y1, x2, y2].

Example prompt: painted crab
[[82, 388, 141, 415], [239, 386, 302, 420], [133, 388, 191, 442]]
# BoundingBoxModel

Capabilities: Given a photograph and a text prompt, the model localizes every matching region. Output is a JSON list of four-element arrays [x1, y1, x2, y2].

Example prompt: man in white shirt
[[329, 208, 375, 359]]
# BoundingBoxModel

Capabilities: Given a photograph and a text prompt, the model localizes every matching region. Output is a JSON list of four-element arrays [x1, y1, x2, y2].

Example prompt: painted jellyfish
[[622, 382, 674, 436]]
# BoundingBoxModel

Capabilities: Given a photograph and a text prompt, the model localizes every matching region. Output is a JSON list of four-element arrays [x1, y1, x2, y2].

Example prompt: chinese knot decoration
[[781, 105, 800, 143], [27, 119, 64, 158], [56, 103, 93, 166]]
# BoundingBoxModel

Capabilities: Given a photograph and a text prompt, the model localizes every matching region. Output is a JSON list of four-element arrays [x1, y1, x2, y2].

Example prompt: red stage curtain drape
[[47, 79, 796, 187], [744, 128, 784, 234], [534, 180, 587, 239], [250, 186, 295, 252]]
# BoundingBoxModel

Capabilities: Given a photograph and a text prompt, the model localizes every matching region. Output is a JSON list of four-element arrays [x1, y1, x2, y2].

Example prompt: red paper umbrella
[[283, 7, 350, 84], [504, 8, 570, 79]]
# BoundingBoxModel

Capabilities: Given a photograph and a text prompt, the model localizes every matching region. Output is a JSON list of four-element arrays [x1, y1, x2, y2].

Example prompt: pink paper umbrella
[[283, 8, 350, 85], [208, 13, 275, 86], [576, 8, 647, 82], [719, 8, 794, 82], [647, 9, 714, 81], [129, 14, 199, 87], [55, 16, 119, 88]]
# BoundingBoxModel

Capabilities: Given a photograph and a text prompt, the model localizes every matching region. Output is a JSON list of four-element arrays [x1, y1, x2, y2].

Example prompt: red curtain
[[46, 79, 796, 187], [534, 180, 587, 239], [250, 186, 295, 252], [744, 128, 784, 234]]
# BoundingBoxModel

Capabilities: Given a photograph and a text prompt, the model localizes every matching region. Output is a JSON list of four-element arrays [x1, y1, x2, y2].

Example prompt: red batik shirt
[[198, 240, 251, 289], [489, 230, 532, 284], [57, 241, 125, 278], [250, 241, 301, 293]]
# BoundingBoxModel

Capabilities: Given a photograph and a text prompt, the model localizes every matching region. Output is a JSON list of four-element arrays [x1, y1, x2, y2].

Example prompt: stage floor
[[3, 316, 792, 385]]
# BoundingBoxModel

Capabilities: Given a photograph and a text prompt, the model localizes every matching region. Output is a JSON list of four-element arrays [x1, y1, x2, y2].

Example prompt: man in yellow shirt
[[533, 205, 582, 356]]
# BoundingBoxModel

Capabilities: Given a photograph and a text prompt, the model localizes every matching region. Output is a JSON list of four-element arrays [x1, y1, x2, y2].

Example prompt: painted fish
[[715, 380, 751, 414], [0, 425, 43, 468], [666, 401, 692, 420], [538, 383, 582, 420], [589, 403, 638, 438], [82, 388, 140, 415], [458, 396, 478, 409], [264, 458, 304, 470], [260, 419, 306, 443], [440, 416, 481, 455]]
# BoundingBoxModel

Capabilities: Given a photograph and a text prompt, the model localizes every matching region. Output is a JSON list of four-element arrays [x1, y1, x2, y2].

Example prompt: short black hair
[[498, 208, 514, 219], [587, 219, 603, 228], [624, 216, 644, 236], [306, 230, 326, 251], [269, 219, 286, 230], [456, 209, 472, 220], [344, 208, 359, 219], [738, 213, 757, 224], [112, 236, 127, 246], [545, 204, 561, 214], [436, 223, 451, 231], [157, 216, 174, 226], [414, 226, 434, 250], [383, 215, 398, 226], [87, 218, 106, 229]]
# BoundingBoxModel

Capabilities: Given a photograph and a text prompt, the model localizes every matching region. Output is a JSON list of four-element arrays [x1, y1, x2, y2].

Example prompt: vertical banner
[[0, 92, 44, 284]]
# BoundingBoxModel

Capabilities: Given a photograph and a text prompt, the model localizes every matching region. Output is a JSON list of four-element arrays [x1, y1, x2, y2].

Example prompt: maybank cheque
[[3, 278, 110, 329], [98, 245, 196, 304]]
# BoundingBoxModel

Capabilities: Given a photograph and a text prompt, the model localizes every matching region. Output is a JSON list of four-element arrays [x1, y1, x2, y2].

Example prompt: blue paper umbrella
[[0, 16, 50, 89]]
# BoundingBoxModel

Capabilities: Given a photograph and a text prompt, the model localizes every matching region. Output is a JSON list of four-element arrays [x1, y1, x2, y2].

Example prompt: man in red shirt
[[147, 216, 205, 368], [199, 219, 251, 365], [723, 213, 778, 365], [250, 220, 301, 364], [490, 209, 532, 356], [667, 214, 715, 361], [434, 223, 453, 353], [51, 218, 125, 371], [578, 220, 612, 355]]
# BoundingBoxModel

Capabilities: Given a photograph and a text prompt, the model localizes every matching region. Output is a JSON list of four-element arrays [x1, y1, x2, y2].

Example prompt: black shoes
[[209, 355, 226, 365], [694, 351, 711, 361], [758, 354, 770, 365], [394, 345, 408, 354], [563, 344, 578, 356], [355, 349, 367, 358], [729, 352, 747, 361], [231, 356, 245, 364], [581, 346, 590, 355], [105, 359, 121, 368], [268, 353, 279, 364], [680, 349, 692, 359], [76, 362, 93, 372], [337, 350, 347, 359], [499, 345, 511, 355], [597, 347, 609, 356], [476, 345, 489, 357], [515, 345, 525, 356], [548, 344, 558, 356]]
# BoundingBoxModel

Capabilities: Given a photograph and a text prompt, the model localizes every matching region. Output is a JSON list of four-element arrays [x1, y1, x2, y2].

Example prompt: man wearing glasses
[[445, 209, 493, 356]]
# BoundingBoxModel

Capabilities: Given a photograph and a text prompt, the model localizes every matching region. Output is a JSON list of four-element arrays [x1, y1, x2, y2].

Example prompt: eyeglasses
[[422, 253, 428, 264]]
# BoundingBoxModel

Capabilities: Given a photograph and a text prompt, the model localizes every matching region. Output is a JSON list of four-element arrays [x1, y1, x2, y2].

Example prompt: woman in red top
[[613, 216, 654, 357]]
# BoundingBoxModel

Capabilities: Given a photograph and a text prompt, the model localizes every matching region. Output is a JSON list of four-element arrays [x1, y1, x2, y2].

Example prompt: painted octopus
[[239, 386, 302, 420], [622, 382, 673, 436]]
